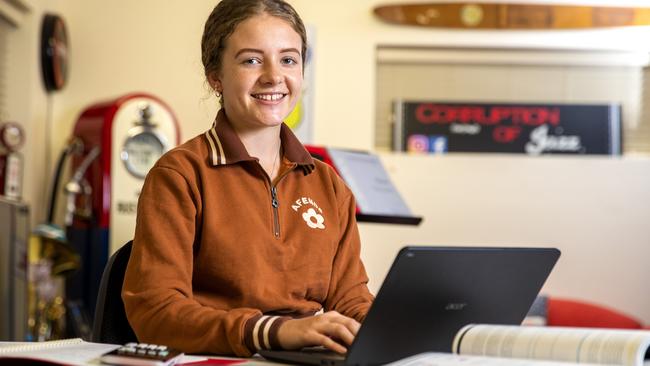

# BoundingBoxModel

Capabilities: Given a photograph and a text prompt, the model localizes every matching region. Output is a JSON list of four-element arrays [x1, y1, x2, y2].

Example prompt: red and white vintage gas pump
[[65, 92, 179, 321]]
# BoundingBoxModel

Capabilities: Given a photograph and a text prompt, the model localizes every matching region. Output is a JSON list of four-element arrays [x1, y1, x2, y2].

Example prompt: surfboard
[[373, 3, 650, 29]]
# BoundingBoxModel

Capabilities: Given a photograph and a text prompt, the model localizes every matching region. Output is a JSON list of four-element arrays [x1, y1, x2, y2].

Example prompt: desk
[[6, 339, 641, 366], [0, 340, 281, 366]]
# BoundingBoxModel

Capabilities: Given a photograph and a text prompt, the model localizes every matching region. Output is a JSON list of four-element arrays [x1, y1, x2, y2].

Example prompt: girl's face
[[212, 14, 303, 130]]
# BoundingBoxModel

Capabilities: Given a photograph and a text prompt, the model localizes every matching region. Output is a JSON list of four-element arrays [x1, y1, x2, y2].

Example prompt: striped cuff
[[244, 315, 290, 352]]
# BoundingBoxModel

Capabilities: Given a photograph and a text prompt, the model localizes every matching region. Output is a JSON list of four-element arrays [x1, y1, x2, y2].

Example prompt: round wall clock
[[41, 14, 69, 92]]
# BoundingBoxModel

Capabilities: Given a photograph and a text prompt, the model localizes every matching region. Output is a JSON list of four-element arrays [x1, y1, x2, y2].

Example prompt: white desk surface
[[0, 340, 281, 366]]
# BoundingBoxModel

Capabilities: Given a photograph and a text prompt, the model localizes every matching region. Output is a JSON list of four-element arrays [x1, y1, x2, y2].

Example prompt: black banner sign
[[393, 101, 622, 155]]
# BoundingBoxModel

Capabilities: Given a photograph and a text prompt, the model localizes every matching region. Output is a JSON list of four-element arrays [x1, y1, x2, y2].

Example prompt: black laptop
[[259, 246, 560, 366]]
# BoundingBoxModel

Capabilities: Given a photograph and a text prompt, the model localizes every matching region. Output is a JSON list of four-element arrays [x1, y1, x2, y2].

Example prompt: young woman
[[122, 0, 374, 357]]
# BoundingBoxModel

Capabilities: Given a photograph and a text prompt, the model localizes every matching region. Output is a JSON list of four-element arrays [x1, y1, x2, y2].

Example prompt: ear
[[208, 72, 222, 94]]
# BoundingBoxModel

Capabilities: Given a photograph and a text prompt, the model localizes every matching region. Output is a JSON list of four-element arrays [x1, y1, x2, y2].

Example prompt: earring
[[215, 90, 222, 98]]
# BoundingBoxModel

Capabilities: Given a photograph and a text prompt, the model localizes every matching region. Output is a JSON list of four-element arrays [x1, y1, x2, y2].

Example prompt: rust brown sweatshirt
[[122, 110, 374, 356]]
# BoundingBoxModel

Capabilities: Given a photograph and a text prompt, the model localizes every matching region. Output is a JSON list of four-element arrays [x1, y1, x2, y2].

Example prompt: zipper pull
[[271, 186, 279, 208]]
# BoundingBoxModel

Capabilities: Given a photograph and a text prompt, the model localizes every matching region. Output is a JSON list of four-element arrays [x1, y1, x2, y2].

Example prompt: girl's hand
[[276, 311, 361, 354]]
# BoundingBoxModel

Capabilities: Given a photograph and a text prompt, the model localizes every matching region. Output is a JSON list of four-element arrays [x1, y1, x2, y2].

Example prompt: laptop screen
[[261, 246, 560, 366], [345, 246, 560, 365]]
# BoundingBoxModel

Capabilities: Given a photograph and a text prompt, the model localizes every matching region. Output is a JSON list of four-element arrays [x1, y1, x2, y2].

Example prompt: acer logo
[[445, 303, 468, 310]]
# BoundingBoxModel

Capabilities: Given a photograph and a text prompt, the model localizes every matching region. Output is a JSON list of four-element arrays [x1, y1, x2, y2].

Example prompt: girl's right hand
[[276, 311, 361, 354]]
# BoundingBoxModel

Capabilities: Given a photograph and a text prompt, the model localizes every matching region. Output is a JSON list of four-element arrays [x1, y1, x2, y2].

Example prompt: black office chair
[[92, 240, 138, 344]]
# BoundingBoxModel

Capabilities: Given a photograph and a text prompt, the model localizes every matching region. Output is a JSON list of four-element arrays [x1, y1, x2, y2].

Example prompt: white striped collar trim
[[205, 124, 226, 166]]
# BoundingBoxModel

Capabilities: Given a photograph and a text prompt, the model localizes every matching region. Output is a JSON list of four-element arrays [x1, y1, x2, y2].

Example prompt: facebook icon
[[430, 135, 448, 154]]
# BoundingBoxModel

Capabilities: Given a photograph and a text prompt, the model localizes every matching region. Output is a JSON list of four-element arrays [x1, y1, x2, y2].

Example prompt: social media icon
[[430, 136, 448, 153], [407, 134, 429, 153]]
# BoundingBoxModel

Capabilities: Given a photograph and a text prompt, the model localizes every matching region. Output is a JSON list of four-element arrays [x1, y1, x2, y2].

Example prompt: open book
[[389, 324, 650, 366]]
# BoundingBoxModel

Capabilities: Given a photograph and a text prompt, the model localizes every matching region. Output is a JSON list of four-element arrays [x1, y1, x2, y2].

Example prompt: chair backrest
[[92, 240, 138, 344], [547, 297, 643, 329]]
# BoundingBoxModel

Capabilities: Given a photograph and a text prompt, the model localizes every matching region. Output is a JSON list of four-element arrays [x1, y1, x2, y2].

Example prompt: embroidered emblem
[[292, 196, 325, 230], [302, 208, 325, 229]]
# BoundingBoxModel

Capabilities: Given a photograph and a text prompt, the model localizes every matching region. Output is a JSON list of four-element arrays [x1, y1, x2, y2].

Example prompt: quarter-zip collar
[[204, 109, 315, 175]]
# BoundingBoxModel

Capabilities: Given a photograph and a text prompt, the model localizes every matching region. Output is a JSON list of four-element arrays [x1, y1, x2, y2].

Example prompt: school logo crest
[[302, 208, 325, 229], [292, 196, 325, 230]]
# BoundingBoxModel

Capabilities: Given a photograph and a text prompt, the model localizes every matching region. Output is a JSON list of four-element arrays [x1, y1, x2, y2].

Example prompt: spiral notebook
[[0, 338, 119, 365]]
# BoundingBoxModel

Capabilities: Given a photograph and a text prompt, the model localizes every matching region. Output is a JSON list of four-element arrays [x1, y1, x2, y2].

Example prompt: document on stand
[[327, 149, 412, 216]]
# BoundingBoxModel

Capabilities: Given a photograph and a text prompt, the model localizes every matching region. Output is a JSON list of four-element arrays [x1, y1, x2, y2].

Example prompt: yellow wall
[[8, 0, 650, 323]]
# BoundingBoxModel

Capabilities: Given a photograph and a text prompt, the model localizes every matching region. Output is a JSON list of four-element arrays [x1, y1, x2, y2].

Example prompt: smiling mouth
[[251, 93, 287, 101]]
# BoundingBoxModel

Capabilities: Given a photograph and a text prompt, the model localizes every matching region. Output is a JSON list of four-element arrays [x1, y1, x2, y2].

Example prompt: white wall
[[290, 0, 650, 150], [5, 0, 67, 226], [361, 154, 650, 323], [10, 0, 650, 323]]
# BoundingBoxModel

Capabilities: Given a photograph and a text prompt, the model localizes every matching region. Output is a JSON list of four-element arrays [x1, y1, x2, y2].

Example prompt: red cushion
[[547, 298, 643, 329]]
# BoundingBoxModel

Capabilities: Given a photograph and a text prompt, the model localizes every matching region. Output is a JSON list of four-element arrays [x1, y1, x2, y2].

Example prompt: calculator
[[100, 342, 184, 366]]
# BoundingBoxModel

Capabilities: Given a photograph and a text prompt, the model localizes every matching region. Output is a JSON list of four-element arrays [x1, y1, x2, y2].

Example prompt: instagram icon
[[407, 134, 429, 153]]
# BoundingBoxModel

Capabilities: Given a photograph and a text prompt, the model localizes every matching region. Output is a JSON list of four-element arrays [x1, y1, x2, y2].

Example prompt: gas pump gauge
[[121, 128, 168, 179], [0, 122, 25, 199], [119, 104, 170, 179], [0, 122, 25, 152]]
